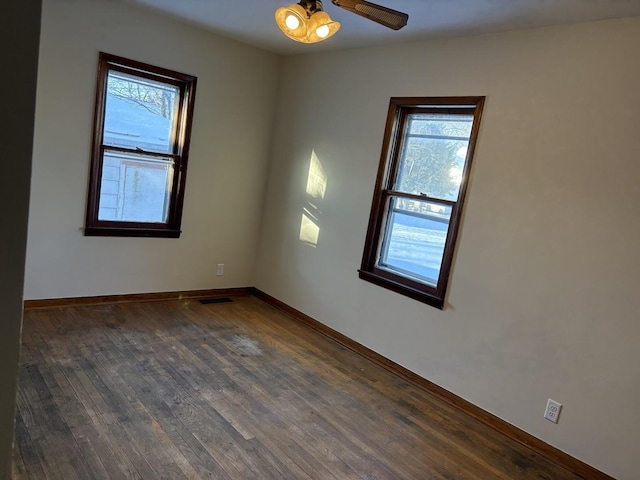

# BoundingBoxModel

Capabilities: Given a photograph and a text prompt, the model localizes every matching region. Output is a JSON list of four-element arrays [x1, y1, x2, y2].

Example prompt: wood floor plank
[[13, 295, 583, 479], [13, 410, 45, 473], [101, 324, 236, 480], [73, 431, 113, 480], [10, 449, 29, 480]]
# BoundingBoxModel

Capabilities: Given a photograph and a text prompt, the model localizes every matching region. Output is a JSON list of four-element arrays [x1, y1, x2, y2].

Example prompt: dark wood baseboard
[[23, 287, 253, 310], [252, 288, 614, 480]]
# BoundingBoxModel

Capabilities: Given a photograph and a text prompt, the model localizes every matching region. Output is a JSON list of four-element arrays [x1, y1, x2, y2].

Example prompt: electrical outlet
[[544, 399, 562, 424], [216, 264, 224, 276]]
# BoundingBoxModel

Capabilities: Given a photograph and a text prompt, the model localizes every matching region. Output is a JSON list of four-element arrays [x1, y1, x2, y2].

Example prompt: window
[[359, 97, 485, 309], [85, 53, 197, 237]]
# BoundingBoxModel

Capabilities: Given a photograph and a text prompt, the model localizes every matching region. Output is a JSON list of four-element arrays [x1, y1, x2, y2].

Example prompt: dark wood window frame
[[359, 97, 485, 309], [84, 52, 197, 238]]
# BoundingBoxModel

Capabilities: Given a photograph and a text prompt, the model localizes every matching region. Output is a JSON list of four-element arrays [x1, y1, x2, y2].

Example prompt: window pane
[[378, 196, 452, 287], [395, 113, 473, 201], [98, 150, 175, 223], [103, 71, 179, 153]]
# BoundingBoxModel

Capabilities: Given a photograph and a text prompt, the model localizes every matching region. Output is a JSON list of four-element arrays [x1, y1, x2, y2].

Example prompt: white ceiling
[[126, 0, 640, 55]]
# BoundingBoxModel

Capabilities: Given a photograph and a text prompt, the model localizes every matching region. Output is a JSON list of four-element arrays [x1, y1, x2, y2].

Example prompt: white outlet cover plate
[[544, 399, 562, 423]]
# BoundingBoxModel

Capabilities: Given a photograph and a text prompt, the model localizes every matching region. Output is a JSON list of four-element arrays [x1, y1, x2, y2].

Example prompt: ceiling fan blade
[[331, 0, 408, 30]]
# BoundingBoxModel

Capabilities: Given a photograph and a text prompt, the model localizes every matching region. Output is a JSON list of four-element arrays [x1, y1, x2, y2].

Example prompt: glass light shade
[[275, 4, 307, 40], [306, 11, 340, 43]]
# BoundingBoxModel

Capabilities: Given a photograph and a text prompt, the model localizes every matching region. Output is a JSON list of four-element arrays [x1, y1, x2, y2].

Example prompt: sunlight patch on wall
[[300, 209, 320, 246], [305, 150, 327, 199], [299, 150, 327, 247]]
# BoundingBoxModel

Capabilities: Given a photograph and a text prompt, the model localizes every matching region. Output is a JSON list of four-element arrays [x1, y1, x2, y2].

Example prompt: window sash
[[377, 193, 454, 288], [97, 148, 177, 224], [103, 69, 183, 155]]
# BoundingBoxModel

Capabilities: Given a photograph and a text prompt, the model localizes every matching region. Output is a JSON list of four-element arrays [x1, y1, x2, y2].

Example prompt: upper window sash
[[102, 67, 184, 156]]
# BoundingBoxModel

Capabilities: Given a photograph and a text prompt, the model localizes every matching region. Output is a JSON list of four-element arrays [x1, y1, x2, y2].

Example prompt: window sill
[[358, 269, 444, 309], [84, 226, 181, 238]]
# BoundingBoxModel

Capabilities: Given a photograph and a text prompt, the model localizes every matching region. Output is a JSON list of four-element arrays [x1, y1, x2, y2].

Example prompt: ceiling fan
[[275, 0, 409, 44]]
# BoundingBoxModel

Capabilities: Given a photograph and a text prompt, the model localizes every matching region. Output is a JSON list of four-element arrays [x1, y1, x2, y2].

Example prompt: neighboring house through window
[[360, 97, 485, 308], [85, 52, 197, 237]]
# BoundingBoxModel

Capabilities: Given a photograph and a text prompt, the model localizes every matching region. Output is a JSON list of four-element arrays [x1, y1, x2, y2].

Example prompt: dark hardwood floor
[[12, 295, 579, 479]]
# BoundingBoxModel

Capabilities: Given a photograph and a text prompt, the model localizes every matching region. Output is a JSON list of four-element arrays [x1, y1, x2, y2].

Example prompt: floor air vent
[[198, 297, 233, 305]]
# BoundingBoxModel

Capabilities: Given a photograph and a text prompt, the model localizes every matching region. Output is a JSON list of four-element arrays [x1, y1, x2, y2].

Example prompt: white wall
[[25, 0, 280, 299], [255, 17, 640, 480], [0, 1, 41, 478]]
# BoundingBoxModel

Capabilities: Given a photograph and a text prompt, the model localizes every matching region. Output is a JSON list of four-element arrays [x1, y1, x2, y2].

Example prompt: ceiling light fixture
[[275, 0, 341, 44]]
